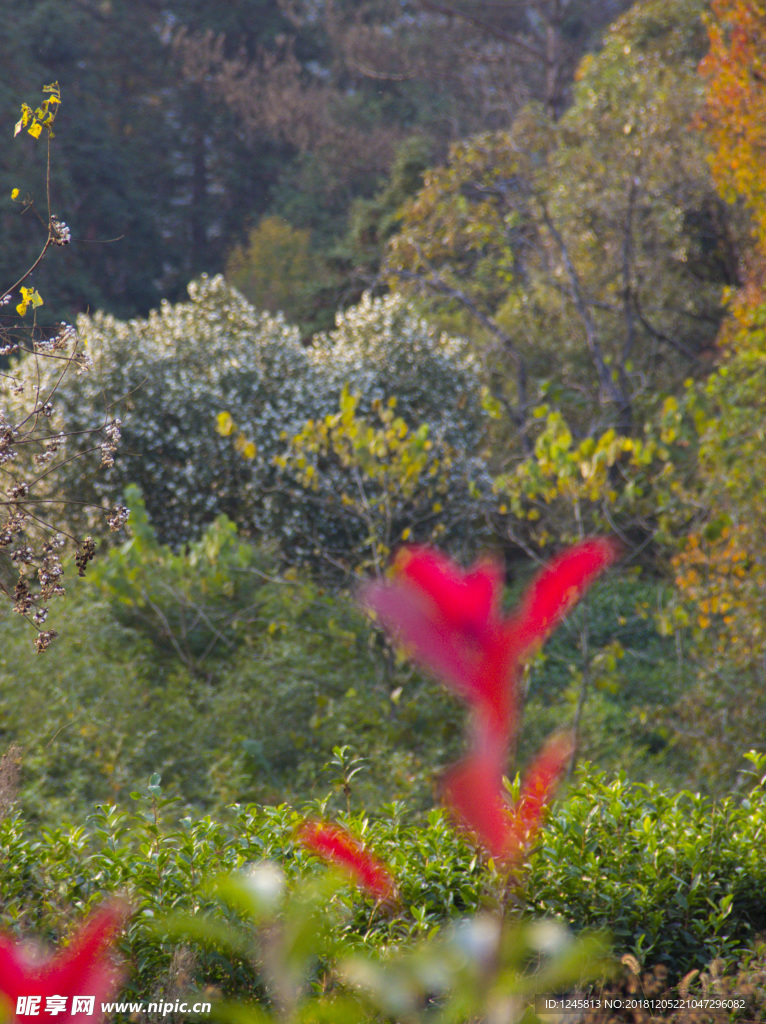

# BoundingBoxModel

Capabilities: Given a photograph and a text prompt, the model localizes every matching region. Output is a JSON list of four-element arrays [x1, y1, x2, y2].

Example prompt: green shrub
[[528, 757, 766, 972], [0, 507, 464, 822], [2, 759, 766, 1005]]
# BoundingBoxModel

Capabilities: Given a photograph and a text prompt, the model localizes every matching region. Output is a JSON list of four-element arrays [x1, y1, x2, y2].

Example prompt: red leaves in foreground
[[363, 540, 617, 751], [297, 820, 398, 903], [0, 902, 129, 1023], [363, 539, 619, 862], [442, 732, 575, 862]]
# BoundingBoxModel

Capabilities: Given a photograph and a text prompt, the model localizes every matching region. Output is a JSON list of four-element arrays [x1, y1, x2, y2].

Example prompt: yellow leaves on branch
[[214, 385, 455, 570], [16, 286, 43, 317], [14, 82, 61, 140], [285, 386, 443, 503], [492, 406, 667, 545], [673, 522, 759, 656]]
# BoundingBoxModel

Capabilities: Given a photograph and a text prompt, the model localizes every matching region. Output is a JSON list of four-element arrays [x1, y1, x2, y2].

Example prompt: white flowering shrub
[[49, 275, 320, 546], [308, 293, 486, 453], [46, 278, 490, 568]]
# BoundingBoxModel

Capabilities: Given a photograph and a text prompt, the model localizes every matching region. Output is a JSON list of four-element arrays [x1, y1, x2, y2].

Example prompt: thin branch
[[416, 0, 545, 60], [539, 201, 632, 426], [390, 263, 533, 454]]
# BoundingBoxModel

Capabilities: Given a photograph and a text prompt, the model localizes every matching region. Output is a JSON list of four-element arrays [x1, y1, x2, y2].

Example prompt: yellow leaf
[[27, 122, 43, 140], [16, 286, 43, 316], [234, 433, 257, 459], [215, 411, 235, 437], [14, 106, 31, 137], [10, 188, 19, 200]]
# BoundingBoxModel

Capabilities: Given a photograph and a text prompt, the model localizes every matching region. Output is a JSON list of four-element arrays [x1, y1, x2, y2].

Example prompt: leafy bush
[[44, 278, 489, 573], [0, 504, 465, 822], [2, 758, 766, 1005], [529, 755, 766, 972]]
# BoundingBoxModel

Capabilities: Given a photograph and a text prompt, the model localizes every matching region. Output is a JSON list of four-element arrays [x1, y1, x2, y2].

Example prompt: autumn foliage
[[699, 0, 766, 254]]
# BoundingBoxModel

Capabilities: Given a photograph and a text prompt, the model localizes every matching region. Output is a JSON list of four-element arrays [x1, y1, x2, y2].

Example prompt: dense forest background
[[0, 0, 635, 324], [2, 0, 766, 824]]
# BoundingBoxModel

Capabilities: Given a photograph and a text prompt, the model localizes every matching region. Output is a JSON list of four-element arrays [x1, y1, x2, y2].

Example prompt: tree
[[286, 0, 633, 125], [386, 0, 737, 451], [225, 215, 320, 330], [665, 302, 766, 786], [661, 0, 766, 785], [698, 0, 766, 257], [167, 0, 636, 325], [0, 1, 299, 320]]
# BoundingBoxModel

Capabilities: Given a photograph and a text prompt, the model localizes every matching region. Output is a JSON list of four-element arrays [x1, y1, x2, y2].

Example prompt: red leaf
[[514, 731, 574, 835], [362, 539, 618, 750], [297, 820, 398, 902], [513, 539, 620, 652], [441, 744, 513, 861], [0, 901, 129, 1022], [442, 732, 574, 863]]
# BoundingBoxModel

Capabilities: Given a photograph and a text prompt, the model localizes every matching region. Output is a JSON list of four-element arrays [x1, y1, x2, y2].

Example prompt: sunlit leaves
[[492, 406, 675, 550], [13, 82, 61, 139], [699, 0, 766, 251], [15, 285, 43, 317]]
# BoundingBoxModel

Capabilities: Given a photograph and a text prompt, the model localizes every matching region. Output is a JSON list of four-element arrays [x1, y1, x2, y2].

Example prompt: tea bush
[[2, 759, 766, 1004], [529, 760, 766, 971]]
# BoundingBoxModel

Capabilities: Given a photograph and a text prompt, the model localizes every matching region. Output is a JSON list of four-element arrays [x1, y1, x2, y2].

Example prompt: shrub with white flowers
[[46, 274, 317, 546], [46, 277, 490, 571], [308, 292, 487, 453]]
